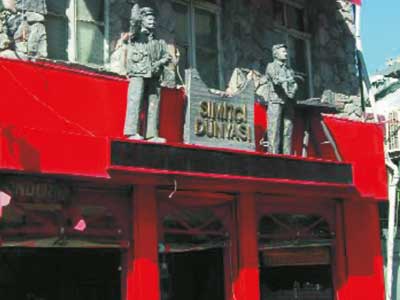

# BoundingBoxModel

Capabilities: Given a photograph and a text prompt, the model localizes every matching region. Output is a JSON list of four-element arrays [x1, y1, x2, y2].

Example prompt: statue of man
[[124, 1, 171, 142], [264, 44, 298, 154]]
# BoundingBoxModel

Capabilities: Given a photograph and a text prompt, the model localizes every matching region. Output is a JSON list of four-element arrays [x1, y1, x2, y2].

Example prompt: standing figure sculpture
[[264, 44, 298, 154], [124, 1, 171, 142]]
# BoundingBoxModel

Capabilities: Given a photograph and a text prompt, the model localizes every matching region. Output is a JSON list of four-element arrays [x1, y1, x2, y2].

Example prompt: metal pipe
[[354, 5, 366, 114], [385, 156, 399, 300]]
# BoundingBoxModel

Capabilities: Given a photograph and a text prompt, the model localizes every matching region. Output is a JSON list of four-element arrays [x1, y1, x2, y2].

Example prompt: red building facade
[[0, 58, 387, 300]]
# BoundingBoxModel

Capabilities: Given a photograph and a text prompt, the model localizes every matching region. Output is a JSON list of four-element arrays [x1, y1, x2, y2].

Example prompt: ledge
[[110, 140, 353, 185]]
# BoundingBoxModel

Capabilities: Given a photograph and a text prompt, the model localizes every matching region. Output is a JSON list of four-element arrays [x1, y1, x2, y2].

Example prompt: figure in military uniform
[[124, 1, 171, 142], [264, 44, 298, 154]]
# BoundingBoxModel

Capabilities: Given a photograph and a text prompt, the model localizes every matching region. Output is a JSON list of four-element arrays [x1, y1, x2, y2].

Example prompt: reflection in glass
[[77, 21, 104, 65], [195, 8, 219, 88], [77, 0, 104, 22], [45, 15, 68, 61]]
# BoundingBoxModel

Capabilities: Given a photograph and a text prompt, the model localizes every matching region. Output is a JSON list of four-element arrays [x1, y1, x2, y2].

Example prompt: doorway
[[161, 248, 225, 300], [260, 264, 333, 300], [0, 248, 121, 300], [259, 247, 333, 300]]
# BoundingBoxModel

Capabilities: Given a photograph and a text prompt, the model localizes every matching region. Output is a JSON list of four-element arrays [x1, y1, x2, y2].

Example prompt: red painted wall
[[323, 115, 387, 200], [340, 201, 386, 300], [0, 58, 387, 201]]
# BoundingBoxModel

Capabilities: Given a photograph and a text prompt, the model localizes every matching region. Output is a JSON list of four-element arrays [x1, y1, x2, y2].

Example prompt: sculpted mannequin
[[124, 0, 171, 142], [264, 44, 298, 154]]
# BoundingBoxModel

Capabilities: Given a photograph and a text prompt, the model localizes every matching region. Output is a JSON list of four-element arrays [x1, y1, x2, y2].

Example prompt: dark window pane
[[173, 2, 189, 46], [177, 45, 189, 76], [295, 74, 308, 100], [288, 37, 308, 99], [47, 0, 68, 15], [273, 0, 284, 26], [77, 0, 104, 22], [194, 8, 217, 48], [196, 48, 219, 88], [287, 6, 305, 31], [76, 21, 104, 65], [45, 16, 68, 60], [288, 36, 306, 74]]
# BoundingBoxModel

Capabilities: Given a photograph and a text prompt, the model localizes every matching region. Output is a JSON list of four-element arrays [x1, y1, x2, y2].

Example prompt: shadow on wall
[[2, 126, 41, 172]]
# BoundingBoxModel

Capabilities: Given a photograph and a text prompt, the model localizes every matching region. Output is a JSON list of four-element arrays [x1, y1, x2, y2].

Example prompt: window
[[46, 0, 109, 66], [387, 111, 400, 151], [273, 0, 312, 100], [174, 0, 222, 89]]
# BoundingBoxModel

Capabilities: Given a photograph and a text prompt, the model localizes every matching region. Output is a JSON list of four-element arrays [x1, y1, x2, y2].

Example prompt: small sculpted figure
[[124, 0, 171, 142], [264, 44, 298, 154]]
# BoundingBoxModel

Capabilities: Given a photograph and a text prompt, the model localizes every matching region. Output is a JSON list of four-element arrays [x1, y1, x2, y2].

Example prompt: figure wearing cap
[[124, 1, 171, 142], [264, 44, 298, 154]]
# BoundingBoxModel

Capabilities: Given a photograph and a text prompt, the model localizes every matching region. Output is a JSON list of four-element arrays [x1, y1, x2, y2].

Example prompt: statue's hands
[[151, 61, 161, 75], [152, 57, 170, 73]]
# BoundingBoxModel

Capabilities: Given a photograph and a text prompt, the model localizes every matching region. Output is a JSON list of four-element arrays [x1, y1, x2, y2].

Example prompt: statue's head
[[140, 7, 156, 31], [272, 44, 288, 62]]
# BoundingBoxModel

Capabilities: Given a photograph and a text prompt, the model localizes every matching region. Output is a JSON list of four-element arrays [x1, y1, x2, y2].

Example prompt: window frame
[[47, 0, 110, 66], [387, 111, 400, 151], [174, 0, 224, 89], [273, 0, 314, 98]]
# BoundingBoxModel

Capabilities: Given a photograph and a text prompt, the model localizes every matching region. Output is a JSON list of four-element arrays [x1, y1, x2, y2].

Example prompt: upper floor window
[[174, 0, 222, 89], [46, 0, 109, 66], [387, 110, 400, 152], [273, 0, 312, 100]]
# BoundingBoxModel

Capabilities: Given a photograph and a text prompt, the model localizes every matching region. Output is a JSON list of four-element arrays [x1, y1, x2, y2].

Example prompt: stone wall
[[217, 0, 361, 118], [0, 0, 47, 58], [308, 0, 361, 118], [0, 0, 361, 117], [108, 0, 361, 117]]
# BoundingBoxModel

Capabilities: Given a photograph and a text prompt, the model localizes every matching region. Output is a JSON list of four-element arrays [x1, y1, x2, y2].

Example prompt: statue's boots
[[147, 136, 166, 143], [126, 133, 144, 140]]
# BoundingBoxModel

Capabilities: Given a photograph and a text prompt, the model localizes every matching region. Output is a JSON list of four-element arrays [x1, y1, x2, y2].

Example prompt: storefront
[[0, 57, 387, 300]]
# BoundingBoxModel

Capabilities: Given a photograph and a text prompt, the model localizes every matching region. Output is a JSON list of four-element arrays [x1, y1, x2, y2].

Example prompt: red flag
[[351, 0, 361, 5]]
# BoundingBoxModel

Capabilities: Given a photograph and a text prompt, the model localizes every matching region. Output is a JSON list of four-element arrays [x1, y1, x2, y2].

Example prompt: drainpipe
[[354, 5, 366, 114], [385, 156, 399, 300]]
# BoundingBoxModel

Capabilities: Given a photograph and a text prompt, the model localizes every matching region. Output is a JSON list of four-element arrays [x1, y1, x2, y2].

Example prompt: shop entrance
[[258, 213, 335, 300], [259, 248, 333, 300], [0, 248, 121, 300], [158, 194, 232, 300], [161, 248, 225, 300]]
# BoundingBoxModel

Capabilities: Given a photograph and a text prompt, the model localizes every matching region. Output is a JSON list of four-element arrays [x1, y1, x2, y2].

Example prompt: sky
[[361, 0, 400, 75]]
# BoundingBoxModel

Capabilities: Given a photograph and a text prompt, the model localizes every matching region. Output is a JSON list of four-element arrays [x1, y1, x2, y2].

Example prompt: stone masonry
[[0, 0, 47, 59], [0, 0, 361, 118], [109, 0, 361, 118]]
